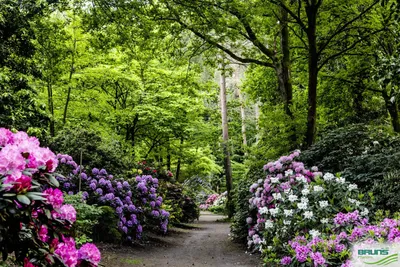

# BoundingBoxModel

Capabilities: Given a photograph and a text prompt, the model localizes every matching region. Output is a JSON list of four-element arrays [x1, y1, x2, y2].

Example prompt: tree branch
[[318, 28, 385, 70], [318, 0, 380, 56]]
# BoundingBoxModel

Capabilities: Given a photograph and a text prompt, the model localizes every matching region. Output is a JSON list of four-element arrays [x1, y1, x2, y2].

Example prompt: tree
[[270, 0, 383, 146], [219, 63, 234, 218]]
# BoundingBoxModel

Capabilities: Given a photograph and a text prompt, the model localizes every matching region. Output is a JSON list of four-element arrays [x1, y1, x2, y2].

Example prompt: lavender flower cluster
[[56, 154, 170, 240]]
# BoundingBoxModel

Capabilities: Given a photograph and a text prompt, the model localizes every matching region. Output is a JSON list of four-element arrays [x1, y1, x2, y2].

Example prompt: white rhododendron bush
[[246, 151, 374, 265]]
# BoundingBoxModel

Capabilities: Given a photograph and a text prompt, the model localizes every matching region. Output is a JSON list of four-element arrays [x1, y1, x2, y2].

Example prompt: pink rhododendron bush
[[245, 150, 385, 266], [0, 128, 100, 267]]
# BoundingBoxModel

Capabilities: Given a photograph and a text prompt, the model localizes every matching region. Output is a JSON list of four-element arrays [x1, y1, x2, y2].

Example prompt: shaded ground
[[99, 212, 261, 267]]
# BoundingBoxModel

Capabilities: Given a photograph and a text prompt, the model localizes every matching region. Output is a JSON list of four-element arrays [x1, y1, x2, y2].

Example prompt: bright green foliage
[[63, 193, 103, 245]]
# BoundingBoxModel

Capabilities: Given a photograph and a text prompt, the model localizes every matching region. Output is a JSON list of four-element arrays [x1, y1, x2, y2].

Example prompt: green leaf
[[47, 175, 59, 187], [26, 192, 46, 201], [17, 195, 31, 205]]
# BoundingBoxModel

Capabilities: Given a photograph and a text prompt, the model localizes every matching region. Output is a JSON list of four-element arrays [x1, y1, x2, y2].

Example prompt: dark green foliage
[[0, 72, 49, 133], [92, 206, 122, 243], [230, 163, 263, 244], [300, 124, 400, 173], [301, 123, 400, 211], [49, 124, 133, 175], [372, 171, 400, 212], [159, 181, 199, 223]]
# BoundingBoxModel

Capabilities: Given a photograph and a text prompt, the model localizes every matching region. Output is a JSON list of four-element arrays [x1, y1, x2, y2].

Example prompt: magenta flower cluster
[[281, 214, 400, 266], [0, 128, 100, 267], [56, 154, 170, 239]]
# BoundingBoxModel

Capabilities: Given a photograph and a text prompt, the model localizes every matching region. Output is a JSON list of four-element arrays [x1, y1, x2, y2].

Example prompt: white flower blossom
[[355, 201, 361, 207], [284, 209, 293, 217], [269, 208, 279, 217], [284, 220, 291, 225], [285, 169, 294, 177], [361, 208, 369, 216], [319, 201, 329, 208], [272, 193, 282, 200], [259, 207, 269, 215], [270, 177, 279, 184], [284, 188, 291, 194], [288, 194, 298, 202], [321, 218, 329, 224], [296, 175, 307, 183], [323, 173, 335, 181], [301, 197, 309, 204], [297, 202, 308, 210], [313, 185, 324, 192], [348, 184, 358, 191], [265, 219, 274, 228], [336, 177, 346, 184], [309, 229, 320, 238], [267, 246, 272, 250], [304, 211, 314, 219], [301, 188, 310, 196], [257, 179, 263, 184], [348, 198, 356, 204]]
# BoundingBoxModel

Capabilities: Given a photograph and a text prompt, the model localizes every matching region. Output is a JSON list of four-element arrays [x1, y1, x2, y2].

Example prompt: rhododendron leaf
[[46, 254, 55, 264], [22, 170, 32, 176], [17, 195, 31, 205], [45, 209, 51, 219], [46, 174, 59, 187], [26, 192, 46, 201], [3, 193, 16, 197], [53, 173, 65, 179]]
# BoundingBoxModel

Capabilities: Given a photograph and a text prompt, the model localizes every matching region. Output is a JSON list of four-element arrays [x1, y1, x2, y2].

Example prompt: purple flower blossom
[[280, 256, 292, 265]]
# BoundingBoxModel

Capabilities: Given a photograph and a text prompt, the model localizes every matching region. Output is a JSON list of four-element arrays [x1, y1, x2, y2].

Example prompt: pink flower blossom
[[39, 225, 49, 242], [43, 188, 64, 208], [78, 243, 101, 265], [57, 204, 77, 223], [0, 128, 14, 147], [54, 237, 78, 267]]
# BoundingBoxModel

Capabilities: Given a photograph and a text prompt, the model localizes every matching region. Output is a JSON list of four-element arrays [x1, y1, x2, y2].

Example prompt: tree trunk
[[235, 87, 247, 147], [175, 137, 184, 181], [276, 5, 296, 147], [63, 36, 76, 124], [255, 102, 260, 143], [167, 140, 171, 170], [383, 93, 400, 133], [305, 3, 319, 148], [47, 82, 55, 137], [278, 5, 294, 121], [219, 65, 234, 218]]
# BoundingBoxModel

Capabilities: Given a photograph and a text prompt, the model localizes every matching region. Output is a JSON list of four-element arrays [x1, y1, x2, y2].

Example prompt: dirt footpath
[[100, 212, 261, 267]]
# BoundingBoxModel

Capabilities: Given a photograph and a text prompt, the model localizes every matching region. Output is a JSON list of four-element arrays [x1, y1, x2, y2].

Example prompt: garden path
[[100, 212, 261, 267]]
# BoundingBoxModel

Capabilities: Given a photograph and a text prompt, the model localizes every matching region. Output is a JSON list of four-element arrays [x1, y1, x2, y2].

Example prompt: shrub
[[246, 151, 373, 265], [231, 160, 264, 244], [0, 128, 100, 267], [49, 124, 132, 175], [63, 193, 103, 245], [230, 179, 255, 244], [281, 216, 400, 266], [300, 124, 400, 211], [200, 192, 227, 214], [92, 206, 122, 243], [56, 154, 170, 241]]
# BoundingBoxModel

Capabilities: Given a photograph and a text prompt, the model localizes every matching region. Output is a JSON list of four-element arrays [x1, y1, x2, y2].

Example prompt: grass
[[120, 258, 143, 265]]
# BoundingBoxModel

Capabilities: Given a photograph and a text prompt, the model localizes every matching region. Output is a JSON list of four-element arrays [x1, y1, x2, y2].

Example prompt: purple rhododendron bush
[[0, 128, 100, 267], [245, 150, 400, 266], [55, 154, 170, 241]]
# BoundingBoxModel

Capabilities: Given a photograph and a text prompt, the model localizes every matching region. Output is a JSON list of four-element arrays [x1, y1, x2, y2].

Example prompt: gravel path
[[100, 212, 261, 267]]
